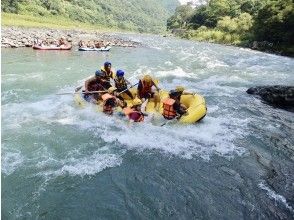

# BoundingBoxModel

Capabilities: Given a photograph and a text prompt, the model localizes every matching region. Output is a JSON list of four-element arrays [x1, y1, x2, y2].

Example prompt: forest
[[2, 0, 179, 33], [167, 0, 294, 56]]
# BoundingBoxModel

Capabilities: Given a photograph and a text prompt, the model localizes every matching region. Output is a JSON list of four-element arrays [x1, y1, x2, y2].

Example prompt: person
[[83, 70, 106, 103], [175, 86, 194, 97], [58, 37, 66, 47], [162, 90, 188, 120], [78, 40, 86, 47], [102, 87, 126, 115], [100, 61, 115, 89], [114, 70, 134, 99], [137, 74, 160, 110], [123, 98, 147, 122]]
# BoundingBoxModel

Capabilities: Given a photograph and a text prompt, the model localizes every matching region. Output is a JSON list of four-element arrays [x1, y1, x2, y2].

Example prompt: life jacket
[[123, 107, 144, 122], [114, 77, 127, 91], [101, 66, 114, 81], [162, 98, 177, 120], [139, 79, 153, 97], [102, 93, 116, 115]]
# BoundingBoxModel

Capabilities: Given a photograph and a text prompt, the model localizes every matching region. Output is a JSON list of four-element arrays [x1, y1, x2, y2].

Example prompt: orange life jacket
[[162, 98, 177, 120], [102, 93, 116, 115], [123, 107, 144, 122]]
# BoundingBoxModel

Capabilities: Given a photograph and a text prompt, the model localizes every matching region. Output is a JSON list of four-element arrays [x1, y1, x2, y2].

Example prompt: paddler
[[114, 69, 134, 99], [84, 70, 106, 103], [123, 98, 147, 122], [175, 86, 194, 97], [137, 74, 160, 110], [100, 61, 115, 89], [162, 90, 188, 120], [102, 87, 126, 115]]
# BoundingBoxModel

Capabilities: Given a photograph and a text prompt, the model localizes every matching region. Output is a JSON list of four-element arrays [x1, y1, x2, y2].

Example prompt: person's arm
[[173, 102, 186, 116], [125, 79, 131, 85], [183, 91, 194, 95], [84, 77, 95, 92], [137, 80, 143, 93], [152, 80, 160, 91]]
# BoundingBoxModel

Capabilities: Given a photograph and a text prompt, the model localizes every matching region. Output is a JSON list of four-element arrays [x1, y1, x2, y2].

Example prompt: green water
[[2, 34, 294, 219]]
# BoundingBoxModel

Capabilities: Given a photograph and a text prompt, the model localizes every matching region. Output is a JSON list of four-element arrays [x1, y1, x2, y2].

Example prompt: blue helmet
[[116, 69, 124, 77], [104, 61, 111, 67], [95, 70, 103, 77]]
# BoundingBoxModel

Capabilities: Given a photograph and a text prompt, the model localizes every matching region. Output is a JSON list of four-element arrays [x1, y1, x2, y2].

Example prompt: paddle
[[160, 117, 179, 127], [117, 83, 139, 95], [56, 90, 107, 95]]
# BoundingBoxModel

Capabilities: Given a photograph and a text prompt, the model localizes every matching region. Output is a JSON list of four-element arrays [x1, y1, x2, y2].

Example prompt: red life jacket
[[162, 98, 177, 120], [139, 79, 153, 97], [102, 93, 116, 115], [123, 107, 144, 122]]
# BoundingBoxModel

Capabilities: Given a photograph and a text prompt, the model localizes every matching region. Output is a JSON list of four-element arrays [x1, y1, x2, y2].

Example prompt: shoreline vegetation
[[167, 0, 294, 57], [1, 0, 293, 57]]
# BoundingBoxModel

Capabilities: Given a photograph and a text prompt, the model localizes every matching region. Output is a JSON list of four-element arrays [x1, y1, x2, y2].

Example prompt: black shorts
[[139, 92, 154, 99]]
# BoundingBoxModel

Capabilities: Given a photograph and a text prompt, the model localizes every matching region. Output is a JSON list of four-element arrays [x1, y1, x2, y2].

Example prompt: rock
[[247, 85, 294, 111]]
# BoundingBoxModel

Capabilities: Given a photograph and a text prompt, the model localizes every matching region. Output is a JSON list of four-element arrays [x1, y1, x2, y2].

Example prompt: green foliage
[[2, 0, 179, 33], [167, 5, 194, 29], [167, 0, 293, 56], [2, 0, 20, 13], [253, 0, 294, 45]]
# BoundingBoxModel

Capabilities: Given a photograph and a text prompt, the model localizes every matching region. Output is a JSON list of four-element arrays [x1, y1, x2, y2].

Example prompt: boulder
[[247, 85, 294, 111]]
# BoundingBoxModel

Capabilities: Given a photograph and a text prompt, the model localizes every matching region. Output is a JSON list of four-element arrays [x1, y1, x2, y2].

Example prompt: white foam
[[259, 182, 294, 213], [156, 66, 196, 78], [34, 147, 123, 178], [1, 147, 24, 175]]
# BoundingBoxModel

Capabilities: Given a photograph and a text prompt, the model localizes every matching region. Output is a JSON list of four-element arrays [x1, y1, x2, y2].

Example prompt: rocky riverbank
[[1, 26, 141, 48], [247, 85, 294, 111]]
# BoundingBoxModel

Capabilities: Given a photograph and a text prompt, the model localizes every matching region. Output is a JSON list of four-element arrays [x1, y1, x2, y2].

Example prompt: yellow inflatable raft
[[74, 88, 207, 124]]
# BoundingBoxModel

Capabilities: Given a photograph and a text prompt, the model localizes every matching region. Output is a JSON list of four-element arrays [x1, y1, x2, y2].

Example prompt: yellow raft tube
[[74, 88, 207, 124]]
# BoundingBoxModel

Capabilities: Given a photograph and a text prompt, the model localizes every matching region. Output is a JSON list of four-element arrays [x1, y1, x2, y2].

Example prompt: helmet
[[143, 75, 152, 83], [104, 61, 111, 67], [108, 87, 117, 93], [176, 86, 185, 93], [95, 70, 103, 77], [116, 70, 124, 77], [132, 98, 142, 106]]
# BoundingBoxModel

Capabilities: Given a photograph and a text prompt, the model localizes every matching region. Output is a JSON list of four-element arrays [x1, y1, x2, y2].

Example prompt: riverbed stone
[[1, 26, 142, 48], [247, 85, 294, 111]]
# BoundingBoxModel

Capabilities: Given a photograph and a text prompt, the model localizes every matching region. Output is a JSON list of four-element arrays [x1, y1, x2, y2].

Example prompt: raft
[[74, 88, 207, 124], [78, 46, 111, 51], [32, 45, 72, 50]]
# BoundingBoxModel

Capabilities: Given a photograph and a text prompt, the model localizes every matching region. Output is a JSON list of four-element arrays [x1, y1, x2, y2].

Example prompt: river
[[2, 34, 294, 219]]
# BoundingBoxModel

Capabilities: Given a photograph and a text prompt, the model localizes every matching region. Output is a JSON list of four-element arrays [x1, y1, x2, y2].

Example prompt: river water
[[2, 34, 294, 219]]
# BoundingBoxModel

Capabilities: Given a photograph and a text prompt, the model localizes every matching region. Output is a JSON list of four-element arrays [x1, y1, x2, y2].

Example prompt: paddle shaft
[[57, 90, 107, 95], [118, 83, 139, 95]]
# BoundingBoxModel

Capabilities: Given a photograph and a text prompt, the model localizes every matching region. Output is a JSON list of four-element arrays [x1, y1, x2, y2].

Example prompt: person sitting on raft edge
[[175, 86, 194, 97], [83, 70, 105, 103], [100, 61, 115, 89], [114, 69, 134, 99], [137, 74, 161, 110], [123, 98, 147, 123], [102, 87, 126, 115], [162, 90, 188, 120]]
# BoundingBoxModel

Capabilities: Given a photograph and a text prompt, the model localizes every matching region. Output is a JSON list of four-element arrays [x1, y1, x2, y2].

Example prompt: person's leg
[[125, 90, 134, 99], [153, 92, 160, 111]]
